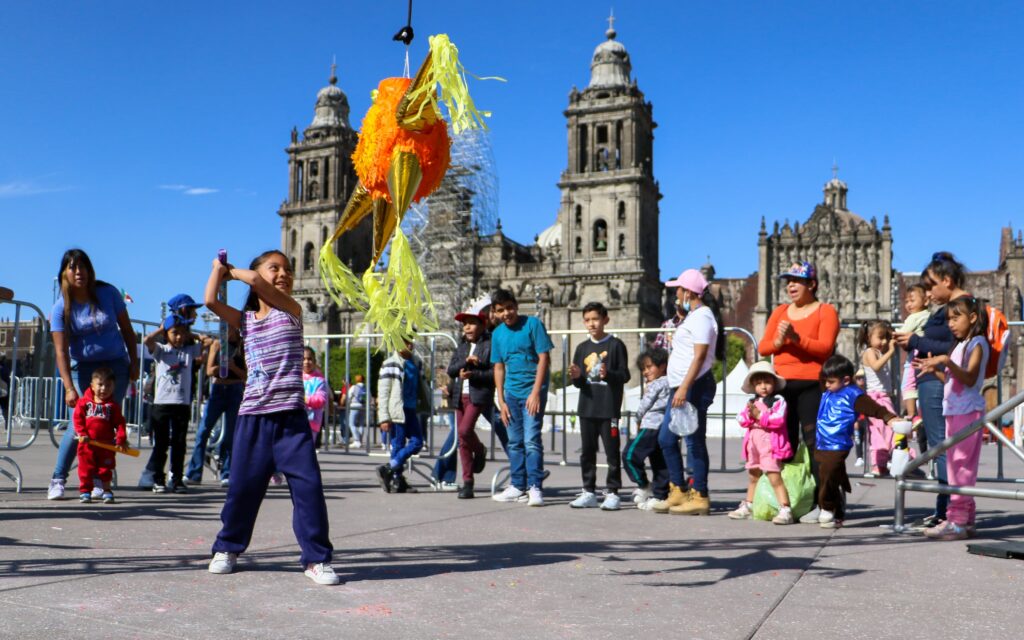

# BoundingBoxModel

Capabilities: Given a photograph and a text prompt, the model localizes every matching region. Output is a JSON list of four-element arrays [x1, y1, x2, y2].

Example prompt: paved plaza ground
[[1, 431, 1023, 640]]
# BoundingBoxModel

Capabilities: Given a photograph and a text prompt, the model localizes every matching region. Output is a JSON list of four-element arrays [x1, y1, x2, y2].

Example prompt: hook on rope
[[392, 0, 414, 45]]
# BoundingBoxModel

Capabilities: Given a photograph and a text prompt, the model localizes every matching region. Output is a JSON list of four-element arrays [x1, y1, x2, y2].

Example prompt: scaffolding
[[401, 128, 499, 326]]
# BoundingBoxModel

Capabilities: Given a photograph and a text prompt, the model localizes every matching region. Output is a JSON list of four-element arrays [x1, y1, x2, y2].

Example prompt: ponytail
[[701, 288, 727, 362]]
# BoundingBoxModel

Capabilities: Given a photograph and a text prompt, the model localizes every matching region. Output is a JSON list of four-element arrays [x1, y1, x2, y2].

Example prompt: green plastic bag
[[752, 443, 815, 521]]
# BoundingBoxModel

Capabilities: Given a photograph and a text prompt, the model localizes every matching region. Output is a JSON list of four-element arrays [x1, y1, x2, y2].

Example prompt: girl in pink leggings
[[914, 296, 989, 541]]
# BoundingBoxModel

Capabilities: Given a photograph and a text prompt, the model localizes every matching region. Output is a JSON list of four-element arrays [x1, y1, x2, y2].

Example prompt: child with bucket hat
[[729, 361, 795, 524]]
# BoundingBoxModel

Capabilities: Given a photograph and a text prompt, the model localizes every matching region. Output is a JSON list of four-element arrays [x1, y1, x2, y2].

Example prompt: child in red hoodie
[[74, 367, 127, 504]]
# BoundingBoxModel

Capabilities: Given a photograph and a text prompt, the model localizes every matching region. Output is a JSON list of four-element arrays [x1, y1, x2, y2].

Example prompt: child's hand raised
[[211, 258, 233, 281]]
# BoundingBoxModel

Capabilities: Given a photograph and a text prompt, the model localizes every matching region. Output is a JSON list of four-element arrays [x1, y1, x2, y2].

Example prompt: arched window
[[575, 237, 582, 256], [322, 158, 330, 198], [303, 242, 315, 272], [295, 161, 304, 202], [593, 220, 608, 253], [574, 205, 582, 229], [290, 256, 296, 272], [289, 229, 297, 253], [617, 202, 626, 225]]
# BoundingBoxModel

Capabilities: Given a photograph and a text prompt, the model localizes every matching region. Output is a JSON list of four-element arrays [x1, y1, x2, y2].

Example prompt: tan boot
[[671, 489, 710, 515], [651, 483, 687, 514]]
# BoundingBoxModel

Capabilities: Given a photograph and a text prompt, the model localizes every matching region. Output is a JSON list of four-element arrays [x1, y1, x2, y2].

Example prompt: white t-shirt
[[152, 342, 201, 405], [667, 305, 717, 388]]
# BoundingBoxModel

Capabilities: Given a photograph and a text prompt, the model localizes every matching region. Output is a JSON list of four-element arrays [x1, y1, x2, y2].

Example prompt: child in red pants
[[74, 367, 127, 504]]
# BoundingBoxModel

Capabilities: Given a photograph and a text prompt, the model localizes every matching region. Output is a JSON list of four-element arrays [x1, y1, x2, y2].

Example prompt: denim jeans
[[52, 358, 130, 481], [504, 392, 546, 490], [917, 378, 949, 519], [432, 412, 458, 484], [657, 371, 716, 494], [389, 408, 424, 470], [186, 383, 243, 482]]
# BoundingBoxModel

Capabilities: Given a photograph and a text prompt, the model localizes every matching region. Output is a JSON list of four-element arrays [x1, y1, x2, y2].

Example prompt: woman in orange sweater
[[758, 262, 840, 469]]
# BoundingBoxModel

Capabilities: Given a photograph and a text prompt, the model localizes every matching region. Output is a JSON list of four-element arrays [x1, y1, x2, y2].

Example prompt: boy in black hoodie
[[569, 302, 630, 510]]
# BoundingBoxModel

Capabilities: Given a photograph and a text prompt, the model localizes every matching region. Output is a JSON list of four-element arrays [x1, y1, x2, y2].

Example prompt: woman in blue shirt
[[47, 249, 139, 500]]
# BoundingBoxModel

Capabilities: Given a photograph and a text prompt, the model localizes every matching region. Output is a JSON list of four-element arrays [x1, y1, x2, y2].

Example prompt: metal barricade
[[893, 388, 1024, 532]]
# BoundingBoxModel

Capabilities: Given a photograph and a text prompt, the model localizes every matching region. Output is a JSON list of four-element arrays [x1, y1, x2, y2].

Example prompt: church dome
[[309, 69, 351, 131], [588, 25, 632, 89], [537, 221, 561, 248]]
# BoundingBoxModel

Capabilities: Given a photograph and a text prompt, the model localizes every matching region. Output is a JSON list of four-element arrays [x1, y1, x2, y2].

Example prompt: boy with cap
[[142, 315, 210, 493]]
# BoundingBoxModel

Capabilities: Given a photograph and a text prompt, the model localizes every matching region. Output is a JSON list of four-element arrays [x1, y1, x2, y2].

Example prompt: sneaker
[[924, 520, 969, 541], [649, 498, 671, 514], [304, 562, 342, 585], [208, 552, 237, 574], [171, 482, 187, 494], [394, 476, 418, 493], [184, 476, 202, 486], [102, 492, 115, 504], [799, 507, 821, 524], [47, 479, 66, 500], [435, 481, 459, 492], [152, 484, 167, 494], [376, 464, 395, 493], [671, 489, 710, 515], [854, 457, 864, 468], [569, 491, 599, 509], [91, 478, 104, 499], [271, 473, 284, 486], [527, 486, 544, 507], [601, 493, 621, 511], [220, 478, 230, 488], [728, 500, 753, 520], [492, 486, 524, 503], [351, 440, 362, 449], [79, 492, 91, 503], [637, 497, 659, 512], [820, 518, 843, 529], [772, 506, 795, 525], [631, 486, 652, 504]]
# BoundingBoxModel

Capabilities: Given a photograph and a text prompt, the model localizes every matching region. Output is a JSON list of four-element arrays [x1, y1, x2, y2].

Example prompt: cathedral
[[277, 23, 1023, 396]]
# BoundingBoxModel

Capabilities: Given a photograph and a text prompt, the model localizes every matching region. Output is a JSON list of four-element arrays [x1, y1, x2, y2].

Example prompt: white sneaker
[[772, 506, 795, 525], [799, 507, 822, 524], [305, 562, 341, 585], [631, 486, 652, 504], [637, 497, 658, 511], [351, 440, 362, 449], [47, 479, 65, 500], [91, 478, 104, 499], [208, 552, 237, 574], [569, 491, 599, 508], [220, 478, 230, 488], [492, 486, 525, 503], [600, 493, 621, 511], [435, 481, 458, 492], [728, 500, 753, 520], [527, 486, 544, 507], [854, 457, 864, 468], [818, 509, 835, 525]]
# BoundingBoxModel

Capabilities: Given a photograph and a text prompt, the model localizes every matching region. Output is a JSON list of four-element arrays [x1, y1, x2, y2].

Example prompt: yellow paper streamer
[[361, 227, 438, 353], [401, 34, 505, 134], [318, 243, 368, 311]]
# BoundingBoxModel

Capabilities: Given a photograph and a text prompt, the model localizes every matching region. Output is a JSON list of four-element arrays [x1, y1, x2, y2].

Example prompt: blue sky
[[2, 1, 1022, 322]]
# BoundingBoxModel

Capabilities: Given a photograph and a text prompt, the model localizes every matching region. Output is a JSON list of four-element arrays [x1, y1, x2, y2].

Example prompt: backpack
[[983, 303, 1010, 379]]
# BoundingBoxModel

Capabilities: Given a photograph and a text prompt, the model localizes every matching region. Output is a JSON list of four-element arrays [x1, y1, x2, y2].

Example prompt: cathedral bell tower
[[278, 64, 368, 333], [556, 17, 662, 321]]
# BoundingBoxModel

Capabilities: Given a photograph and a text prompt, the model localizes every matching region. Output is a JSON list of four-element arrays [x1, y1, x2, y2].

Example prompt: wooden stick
[[77, 437, 141, 458]]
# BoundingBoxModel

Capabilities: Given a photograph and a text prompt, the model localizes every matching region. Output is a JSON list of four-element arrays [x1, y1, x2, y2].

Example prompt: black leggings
[[781, 378, 822, 493]]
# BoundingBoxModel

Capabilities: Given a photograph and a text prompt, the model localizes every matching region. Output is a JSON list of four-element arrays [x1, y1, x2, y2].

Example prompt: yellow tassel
[[361, 227, 438, 353], [318, 242, 368, 311], [401, 34, 505, 135]]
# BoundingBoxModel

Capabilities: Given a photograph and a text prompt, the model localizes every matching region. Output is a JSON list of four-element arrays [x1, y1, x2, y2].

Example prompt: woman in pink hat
[[649, 268, 725, 516], [757, 261, 839, 521], [445, 298, 496, 499]]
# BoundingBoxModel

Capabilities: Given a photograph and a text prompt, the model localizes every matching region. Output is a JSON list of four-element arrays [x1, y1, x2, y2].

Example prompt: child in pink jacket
[[302, 347, 330, 436], [729, 361, 794, 524]]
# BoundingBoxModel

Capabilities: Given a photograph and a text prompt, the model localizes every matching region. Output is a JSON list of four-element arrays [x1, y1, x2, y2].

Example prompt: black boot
[[472, 446, 487, 474], [458, 480, 475, 499], [376, 464, 394, 493], [394, 475, 417, 493]]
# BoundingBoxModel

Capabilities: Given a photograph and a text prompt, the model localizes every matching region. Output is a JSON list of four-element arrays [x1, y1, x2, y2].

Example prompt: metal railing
[[893, 388, 1024, 532]]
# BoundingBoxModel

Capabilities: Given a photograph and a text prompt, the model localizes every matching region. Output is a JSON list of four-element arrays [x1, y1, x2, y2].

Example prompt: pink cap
[[665, 268, 708, 294]]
